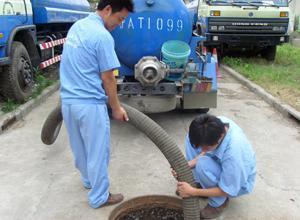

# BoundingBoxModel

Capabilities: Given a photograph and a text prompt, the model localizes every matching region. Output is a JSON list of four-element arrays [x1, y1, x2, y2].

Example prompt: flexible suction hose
[[41, 103, 201, 219]]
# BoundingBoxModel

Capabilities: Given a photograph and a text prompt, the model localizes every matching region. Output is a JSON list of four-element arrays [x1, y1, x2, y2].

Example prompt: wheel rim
[[17, 56, 33, 93]]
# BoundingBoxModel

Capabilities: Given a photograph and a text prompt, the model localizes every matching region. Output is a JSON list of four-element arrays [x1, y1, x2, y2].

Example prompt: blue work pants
[[62, 103, 110, 208], [186, 147, 227, 208]]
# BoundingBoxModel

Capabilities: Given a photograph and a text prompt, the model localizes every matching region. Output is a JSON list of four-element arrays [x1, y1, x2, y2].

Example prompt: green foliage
[[224, 44, 300, 81], [275, 44, 300, 66], [223, 44, 300, 109], [30, 73, 55, 100], [1, 99, 20, 113], [1, 69, 55, 113]]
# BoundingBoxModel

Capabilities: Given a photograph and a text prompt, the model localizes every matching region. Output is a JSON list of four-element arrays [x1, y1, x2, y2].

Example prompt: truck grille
[[208, 18, 289, 34]]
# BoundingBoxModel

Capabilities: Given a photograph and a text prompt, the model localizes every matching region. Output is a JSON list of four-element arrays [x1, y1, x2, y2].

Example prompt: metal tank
[[112, 0, 193, 73], [31, 0, 91, 24], [113, 0, 217, 113]]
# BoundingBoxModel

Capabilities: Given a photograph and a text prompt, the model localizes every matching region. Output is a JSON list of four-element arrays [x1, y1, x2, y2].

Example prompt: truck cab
[[0, 0, 33, 66], [193, 0, 290, 60], [0, 0, 90, 102]]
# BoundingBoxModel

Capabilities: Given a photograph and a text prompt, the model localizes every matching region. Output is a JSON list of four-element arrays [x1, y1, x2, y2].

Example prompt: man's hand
[[177, 182, 196, 198], [101, 70, 129, 122], [188, 155, 199, 169], [188, 151, 207, 168], [188, 159, 197, 169], [112, 106, 129, 122]]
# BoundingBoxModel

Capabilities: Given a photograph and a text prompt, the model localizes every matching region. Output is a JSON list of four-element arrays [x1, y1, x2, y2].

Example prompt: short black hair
[[97, 0, 134, 13], [189, 114, 225, 147]]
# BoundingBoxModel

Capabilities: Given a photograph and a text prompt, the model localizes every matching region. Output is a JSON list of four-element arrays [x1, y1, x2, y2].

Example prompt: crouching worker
[[174, 114, 256, 219]]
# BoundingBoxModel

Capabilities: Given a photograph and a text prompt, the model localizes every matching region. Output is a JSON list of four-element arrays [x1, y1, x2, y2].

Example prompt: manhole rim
[[109, 194, 183, 220]]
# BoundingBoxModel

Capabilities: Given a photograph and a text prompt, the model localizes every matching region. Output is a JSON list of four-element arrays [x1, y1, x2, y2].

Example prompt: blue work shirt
[[60, 13, 120, 104], [186, 116, 256, 197]]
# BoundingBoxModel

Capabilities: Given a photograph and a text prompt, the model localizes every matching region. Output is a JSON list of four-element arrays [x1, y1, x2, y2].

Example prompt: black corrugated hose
[[41, 103, 201, 220]]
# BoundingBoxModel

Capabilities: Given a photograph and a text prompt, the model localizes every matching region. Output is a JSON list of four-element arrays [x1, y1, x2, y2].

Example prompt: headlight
[[210, 26, 218, 31], [210, 10, 221, 16], [273, 26, 285, 31], [218, 26, 225, 31], [280, 12, 288, 17], [212, 36, 219, 41]]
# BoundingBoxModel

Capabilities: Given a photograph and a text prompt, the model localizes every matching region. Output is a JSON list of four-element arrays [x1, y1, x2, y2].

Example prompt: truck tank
[[112, 0, 192, 72], [31, 0, 91, 24], [111, 0, 217, 114]]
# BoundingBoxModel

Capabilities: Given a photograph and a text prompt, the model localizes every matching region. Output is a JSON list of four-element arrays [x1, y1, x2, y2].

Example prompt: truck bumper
[[204, 33, 289, 48], [0, 57, 10, 66]]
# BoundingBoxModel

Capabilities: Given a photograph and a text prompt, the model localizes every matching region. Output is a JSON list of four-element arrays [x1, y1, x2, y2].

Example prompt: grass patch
[[1, 99, 20, 113], [30, 73, 55, 99], [1, 70, 56, 113], [223, 44, 300, 111]]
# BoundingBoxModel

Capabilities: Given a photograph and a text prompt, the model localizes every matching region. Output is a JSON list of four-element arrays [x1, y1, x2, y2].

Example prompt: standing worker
[[173, 114, 256, 219], [60, 0, 134, 208]]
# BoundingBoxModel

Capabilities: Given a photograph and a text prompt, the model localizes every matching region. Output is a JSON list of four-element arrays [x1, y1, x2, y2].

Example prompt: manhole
[[109, 195, 184, 220]]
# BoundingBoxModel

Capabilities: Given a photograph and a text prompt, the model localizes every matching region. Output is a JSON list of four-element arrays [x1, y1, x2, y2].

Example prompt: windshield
[[208, 0, 289, 7]]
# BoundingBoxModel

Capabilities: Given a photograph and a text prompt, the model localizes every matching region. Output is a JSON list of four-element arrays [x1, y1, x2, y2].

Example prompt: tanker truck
[[0, 0, 90, 102], [111, 0, 218, 113], [188, 0, 291, 61]]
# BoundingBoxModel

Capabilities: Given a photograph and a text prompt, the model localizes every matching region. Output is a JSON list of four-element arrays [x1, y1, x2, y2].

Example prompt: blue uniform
[[60, 13, 120, 208], [186, 116, 256, 208]]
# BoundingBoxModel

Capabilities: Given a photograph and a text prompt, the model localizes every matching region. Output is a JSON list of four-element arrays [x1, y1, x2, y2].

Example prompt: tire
[[0, 41, 34, 102], [181, 108, 209, 114], [41, 104, 63, 145], [195, 108, 209, 114], [180, 99, 209, 114], [261, 46, 276, 61]]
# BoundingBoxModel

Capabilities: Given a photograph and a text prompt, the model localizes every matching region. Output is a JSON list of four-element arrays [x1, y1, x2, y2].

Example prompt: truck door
[[0, 0, 32, 50], [1, 0, 28, 24], [197, 0, 209, 36], [198, 0, 208, 16], [1, 0, 30, 57]]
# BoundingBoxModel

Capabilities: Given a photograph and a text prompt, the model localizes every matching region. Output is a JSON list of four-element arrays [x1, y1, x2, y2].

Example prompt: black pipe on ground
[[41, 103, 201, 219]]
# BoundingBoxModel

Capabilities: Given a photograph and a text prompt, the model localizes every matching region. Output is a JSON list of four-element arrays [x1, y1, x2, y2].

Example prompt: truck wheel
[[0, 41, 34, 102], [180, 99, 209, 113], [261, 46, 276, 61], [195, 108, 209, 114]]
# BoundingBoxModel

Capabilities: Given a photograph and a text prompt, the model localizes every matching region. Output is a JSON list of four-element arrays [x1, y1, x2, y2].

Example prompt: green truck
[[190, 0, 291, 60]]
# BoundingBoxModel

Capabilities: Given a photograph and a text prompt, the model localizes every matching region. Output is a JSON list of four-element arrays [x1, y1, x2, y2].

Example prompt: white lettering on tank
[[118, 17, 185, 32], [167, 19, 174, 31], [157, 18, 163, 30], [128, 17, 134, 29], [138, 17, 144, 29], [177, 20, 183, 32], [147, 17, 151, 30]]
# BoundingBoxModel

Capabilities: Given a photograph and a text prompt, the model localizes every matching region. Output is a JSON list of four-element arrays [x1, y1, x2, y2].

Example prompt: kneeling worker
[[173, 114, 256, 219]]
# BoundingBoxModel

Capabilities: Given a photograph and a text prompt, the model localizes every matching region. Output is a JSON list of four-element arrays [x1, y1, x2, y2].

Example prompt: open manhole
[[109, 195, 184, 220]]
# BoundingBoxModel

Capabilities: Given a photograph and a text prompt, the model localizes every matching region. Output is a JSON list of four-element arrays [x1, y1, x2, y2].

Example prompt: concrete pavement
[[0, 72, 300, 219]]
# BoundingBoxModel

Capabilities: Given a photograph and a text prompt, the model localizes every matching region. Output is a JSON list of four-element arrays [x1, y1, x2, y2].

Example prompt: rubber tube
[[41, 103, 201, 219]]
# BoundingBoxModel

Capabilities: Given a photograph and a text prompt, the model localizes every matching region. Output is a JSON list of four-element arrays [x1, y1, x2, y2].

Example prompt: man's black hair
[[97, 0, 134, 13], [189, 114, 225, 147]]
